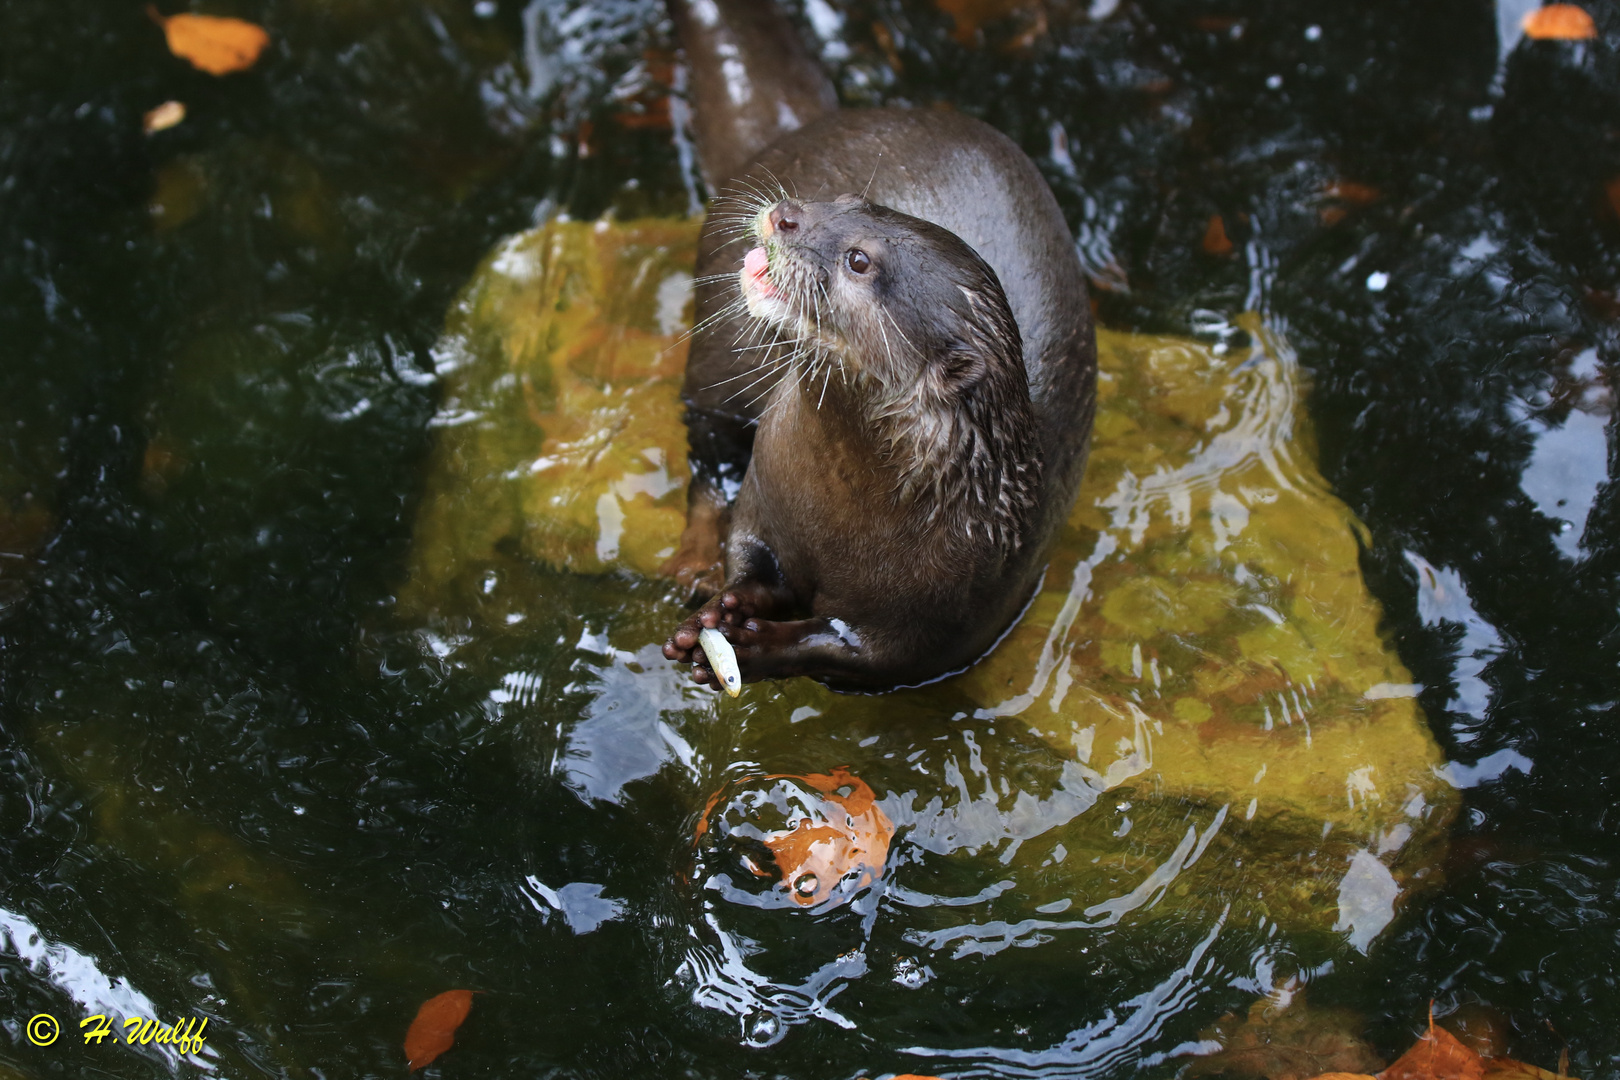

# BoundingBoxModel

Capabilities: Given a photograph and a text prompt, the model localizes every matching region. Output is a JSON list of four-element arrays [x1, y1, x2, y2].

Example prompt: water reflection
[[0, 908, 218, 1072], [553, 627, 703, 803], [1515, 347, 1612, 560]]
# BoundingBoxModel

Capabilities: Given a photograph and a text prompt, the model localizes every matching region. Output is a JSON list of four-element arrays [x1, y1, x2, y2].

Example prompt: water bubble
[[743, 1010, 783, 1047], [793, 873, 819, 898], [1366, 271, 1389, 292]]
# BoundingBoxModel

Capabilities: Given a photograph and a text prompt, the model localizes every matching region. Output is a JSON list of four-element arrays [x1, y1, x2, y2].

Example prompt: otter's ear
[[940, 284, 1017, 390], [940, 339, 989, 389]]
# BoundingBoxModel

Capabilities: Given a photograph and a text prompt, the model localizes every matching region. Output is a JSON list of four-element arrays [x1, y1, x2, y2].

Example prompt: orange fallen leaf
[[695, 767, 895, 908], [146, 6, 270, 75], [1301, 1005, 1580, 1080], [143, 100, 186, 134], [1325, 180, 1381, 206], [1203, 214, 1233, 256], [1379, 1011, 1484, 1080], [404, 989, 475, 1071], [1521, 4, 1597, 40], [872, 20, 904, 72], [614, 97, 671, 130], [935, 0, 1028, 45], [765, 768, 894, 906]]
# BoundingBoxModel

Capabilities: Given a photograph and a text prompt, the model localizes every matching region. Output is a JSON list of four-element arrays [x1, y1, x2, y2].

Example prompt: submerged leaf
[[147, 6, 270, 75], [1203, 214, 1233, 255], [405, 990, 475, 1071], [696, 768, 895, 909], [1192, 992, 1384, 1080], [1521, 4, 1597, 40], [1378, 1015, 1484, 1080]]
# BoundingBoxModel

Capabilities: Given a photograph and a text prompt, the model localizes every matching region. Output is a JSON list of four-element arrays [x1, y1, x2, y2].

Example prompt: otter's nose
[[766, 200, 801, 236]]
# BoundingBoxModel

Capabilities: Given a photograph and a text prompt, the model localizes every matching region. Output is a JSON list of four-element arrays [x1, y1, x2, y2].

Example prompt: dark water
[[0, 0, 1616, 1077]]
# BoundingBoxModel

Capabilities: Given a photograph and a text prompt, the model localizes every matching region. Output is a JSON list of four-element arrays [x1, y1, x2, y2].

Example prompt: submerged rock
[[404, 216, 1458, 1057]]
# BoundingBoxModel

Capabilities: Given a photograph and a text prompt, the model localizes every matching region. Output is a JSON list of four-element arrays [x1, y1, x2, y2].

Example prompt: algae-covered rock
[[404, 218, 696, 608], [404, 217, 1455, 968], [956, 317, 1456, 928]]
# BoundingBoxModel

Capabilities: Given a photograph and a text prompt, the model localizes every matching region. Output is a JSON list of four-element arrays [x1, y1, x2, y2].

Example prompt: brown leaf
[[1379, 1014, 1484, 1080], [1203, 214, 1234, 256], [404, 989, 475, 1071], [764, 768, 894, 907], [1521, 4, 1597, 40], [147, 6, 270, 75], [142, 100, 186, 134], [1605, 177, 1620, 220], [872, 20, 904, 73], [1304, 1074, 1379, 1080], [934, 0, 1028, 45], [1325, 181, 1382, 206]]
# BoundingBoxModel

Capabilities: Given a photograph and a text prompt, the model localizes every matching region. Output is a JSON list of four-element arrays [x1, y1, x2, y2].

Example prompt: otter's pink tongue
[[744, 246, 778, 299]]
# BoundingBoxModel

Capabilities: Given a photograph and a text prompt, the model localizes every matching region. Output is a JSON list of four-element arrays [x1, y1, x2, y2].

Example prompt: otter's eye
[[845, 248, 872, 275]]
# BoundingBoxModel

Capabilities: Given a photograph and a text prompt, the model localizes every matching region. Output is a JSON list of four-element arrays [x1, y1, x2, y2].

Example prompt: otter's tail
[[665, 0, 837, 190]]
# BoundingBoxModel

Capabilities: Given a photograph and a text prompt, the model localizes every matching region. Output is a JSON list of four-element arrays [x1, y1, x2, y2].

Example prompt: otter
[[660, 0, 1096, 691]]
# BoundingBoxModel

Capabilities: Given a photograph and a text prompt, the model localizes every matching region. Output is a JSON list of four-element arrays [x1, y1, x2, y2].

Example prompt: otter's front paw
[[663, 589, 763, 689]]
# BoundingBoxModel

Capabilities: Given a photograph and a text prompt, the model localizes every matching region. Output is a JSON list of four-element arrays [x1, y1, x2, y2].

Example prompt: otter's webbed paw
[[664, 589, 870, 689], [664, 588, 757, 689]]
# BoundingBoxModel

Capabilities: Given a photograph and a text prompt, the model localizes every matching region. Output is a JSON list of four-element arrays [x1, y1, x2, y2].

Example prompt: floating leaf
[[1296, 1009, 1581, 1080], [1521, 4, 1597, 40], [765, 768, 894, 906], [147, 6, 270, 75], [1203, 213, 1233, 255], [1378, 1013, 1484, 1080], [142, 100, 186, 134], [1325, 180, 1381, 206], [695, 768, 895, 909], [404, 990, 475, 1071]]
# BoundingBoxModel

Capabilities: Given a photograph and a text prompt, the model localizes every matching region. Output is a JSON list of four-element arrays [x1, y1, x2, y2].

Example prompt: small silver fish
[[698, 627, 742, 698]]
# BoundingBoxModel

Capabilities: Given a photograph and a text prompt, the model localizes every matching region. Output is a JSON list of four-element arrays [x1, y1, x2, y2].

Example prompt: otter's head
[[740, 195, 1024, 400], [739, 195, 1041, 553]]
